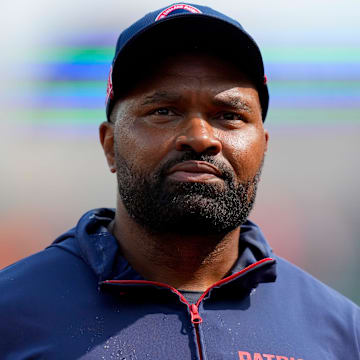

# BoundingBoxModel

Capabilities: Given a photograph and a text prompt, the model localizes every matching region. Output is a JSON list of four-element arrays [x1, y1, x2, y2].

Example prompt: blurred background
[[0, 0, 359, 304]]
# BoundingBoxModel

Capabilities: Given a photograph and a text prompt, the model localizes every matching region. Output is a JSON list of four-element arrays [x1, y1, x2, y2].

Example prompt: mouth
[[166, 161, 223, 183]]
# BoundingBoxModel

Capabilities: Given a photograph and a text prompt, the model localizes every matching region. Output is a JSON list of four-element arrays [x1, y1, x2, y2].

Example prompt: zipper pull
[[190, 304, 203, 324]]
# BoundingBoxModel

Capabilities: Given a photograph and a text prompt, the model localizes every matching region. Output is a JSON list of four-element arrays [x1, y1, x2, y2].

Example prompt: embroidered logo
[[155, 4, 202, 21], [106, 65, 114, 104], [238, 351, 304, 360]]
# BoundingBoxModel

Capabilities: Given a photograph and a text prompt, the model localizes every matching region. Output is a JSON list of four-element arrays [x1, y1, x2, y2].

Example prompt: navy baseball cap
[[106, 3, 269, 121]]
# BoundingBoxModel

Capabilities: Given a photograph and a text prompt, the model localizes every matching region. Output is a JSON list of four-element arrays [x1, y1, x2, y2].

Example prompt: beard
[[115, 150, 264, 236]]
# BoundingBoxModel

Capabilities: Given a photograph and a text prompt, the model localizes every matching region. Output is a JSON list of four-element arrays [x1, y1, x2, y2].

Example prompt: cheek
[[221, 128, 266, 179], [114, 123, 138, 166], [114, 121, 173, 172]]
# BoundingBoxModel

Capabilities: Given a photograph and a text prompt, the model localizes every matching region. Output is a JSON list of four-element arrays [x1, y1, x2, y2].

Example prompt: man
[[0, 3, 359, 360]]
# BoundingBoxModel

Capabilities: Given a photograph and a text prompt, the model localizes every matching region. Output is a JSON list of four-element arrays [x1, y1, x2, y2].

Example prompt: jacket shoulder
[[276, 256, 359, 309], [0, 238, 86, 282], [0, 239, 101, 353], [0, 239, 98, 311], [272, 256, 360, 356]]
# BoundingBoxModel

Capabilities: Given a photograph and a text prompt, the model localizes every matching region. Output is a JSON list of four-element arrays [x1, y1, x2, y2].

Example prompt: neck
[[111, 203, 240, 292]]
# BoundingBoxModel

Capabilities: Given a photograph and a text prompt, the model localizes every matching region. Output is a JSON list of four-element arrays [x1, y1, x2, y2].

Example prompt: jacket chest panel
[[198, 302, 343, 360]]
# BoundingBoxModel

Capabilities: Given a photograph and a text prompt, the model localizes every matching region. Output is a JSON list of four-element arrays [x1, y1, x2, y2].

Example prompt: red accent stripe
[[196, 257, 274, 306], [102, 279, 189, 305], [103, 257, 274, 308], [195, 323, 204, 360]]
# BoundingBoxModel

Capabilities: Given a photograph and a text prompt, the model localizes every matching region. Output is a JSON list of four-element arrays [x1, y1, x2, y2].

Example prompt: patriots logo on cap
[[155, 4, 202, 21], [106, 65, 114, 104]]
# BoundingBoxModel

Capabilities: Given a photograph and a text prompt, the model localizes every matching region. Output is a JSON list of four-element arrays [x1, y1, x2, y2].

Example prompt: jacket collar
[[52, 208, 276, 289]]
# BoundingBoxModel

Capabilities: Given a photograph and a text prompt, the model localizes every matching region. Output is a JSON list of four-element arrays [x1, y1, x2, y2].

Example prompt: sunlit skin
[[99, 53, 269, 291]]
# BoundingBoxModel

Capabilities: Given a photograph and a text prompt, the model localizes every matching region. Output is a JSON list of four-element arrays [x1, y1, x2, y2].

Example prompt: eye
[[218, 112, 244, 121], [152, 108, 175, 116]]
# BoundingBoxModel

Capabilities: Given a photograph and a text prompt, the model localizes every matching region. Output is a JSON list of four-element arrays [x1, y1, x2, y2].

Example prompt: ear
[[264, 129, 269, 153], [99, 121, 116, 171]]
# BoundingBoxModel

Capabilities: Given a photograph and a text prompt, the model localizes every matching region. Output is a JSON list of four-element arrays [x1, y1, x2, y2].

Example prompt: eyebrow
[[212, 96, 253, 113], [141, 91, 182, 106], [141, 90, 253, 113]]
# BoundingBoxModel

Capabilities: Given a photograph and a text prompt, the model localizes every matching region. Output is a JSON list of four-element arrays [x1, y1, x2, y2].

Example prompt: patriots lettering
[[238, 351, 304, 360]]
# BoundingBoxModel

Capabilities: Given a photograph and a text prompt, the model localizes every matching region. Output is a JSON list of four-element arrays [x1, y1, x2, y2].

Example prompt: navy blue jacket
[[1, 208, 359, 359]]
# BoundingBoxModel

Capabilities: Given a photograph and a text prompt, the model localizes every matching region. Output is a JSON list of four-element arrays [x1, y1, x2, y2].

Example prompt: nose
[[175, 116, 222, 155]]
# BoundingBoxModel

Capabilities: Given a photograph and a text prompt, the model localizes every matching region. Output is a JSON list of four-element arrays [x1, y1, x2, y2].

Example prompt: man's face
[[104, 53, 268, 235]]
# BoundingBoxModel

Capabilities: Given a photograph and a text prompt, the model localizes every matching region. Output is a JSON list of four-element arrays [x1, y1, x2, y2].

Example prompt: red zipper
[[190, 304, 202, 324], [102, 257, 274, 360]]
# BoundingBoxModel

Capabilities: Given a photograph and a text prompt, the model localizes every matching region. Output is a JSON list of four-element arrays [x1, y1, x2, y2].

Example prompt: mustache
[[156, 151, 235, 182]]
